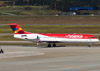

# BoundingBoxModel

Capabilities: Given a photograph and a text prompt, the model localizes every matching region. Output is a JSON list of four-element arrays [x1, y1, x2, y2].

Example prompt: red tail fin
[[9, 23, 25, 34]]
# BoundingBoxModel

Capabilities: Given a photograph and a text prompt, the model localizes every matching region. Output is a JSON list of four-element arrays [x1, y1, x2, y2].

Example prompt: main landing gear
[[48, 43, 51, 47], [48, 43, 56, 47], [53, 43, 56, 47]]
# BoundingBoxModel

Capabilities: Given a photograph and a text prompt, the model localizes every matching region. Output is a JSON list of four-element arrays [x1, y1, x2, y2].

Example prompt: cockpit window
[[90, 37, 95, 38]]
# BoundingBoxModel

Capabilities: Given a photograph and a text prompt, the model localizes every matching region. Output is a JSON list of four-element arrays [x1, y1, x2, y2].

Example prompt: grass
[[0, 5, 61, 15], [0, 10, 60, 15], [1, 25, 100, 33], [0, 16, 100, 24], [0, 35, 24, 41]]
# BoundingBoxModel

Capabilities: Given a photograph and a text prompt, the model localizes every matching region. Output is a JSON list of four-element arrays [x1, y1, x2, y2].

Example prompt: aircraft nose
[[96, 38, 99, 42]]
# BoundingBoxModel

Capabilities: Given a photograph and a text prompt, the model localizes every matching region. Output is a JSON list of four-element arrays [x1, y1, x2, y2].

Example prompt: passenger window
[[21, 35, 27, 37]]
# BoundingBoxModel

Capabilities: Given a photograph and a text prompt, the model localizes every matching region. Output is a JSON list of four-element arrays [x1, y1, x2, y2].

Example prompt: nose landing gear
[[88, 43, 93, 47], [88, 45, 91, 47]]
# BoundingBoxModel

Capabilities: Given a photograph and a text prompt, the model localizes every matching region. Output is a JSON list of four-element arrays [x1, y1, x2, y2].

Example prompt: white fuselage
[[14, 34, 99, 44]]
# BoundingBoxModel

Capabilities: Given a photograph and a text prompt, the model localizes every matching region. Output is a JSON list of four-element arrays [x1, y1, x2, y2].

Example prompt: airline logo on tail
[[9, 23, 24, 34]]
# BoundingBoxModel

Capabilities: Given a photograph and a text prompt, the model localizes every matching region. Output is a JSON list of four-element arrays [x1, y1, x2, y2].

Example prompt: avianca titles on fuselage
[[9, 23, 99, 47]]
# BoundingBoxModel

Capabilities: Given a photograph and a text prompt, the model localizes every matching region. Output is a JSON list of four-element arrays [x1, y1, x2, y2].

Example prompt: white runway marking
[[0, 46, 45, 59]]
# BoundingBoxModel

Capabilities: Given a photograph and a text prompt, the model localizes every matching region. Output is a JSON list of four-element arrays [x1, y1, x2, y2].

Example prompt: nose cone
[[91, 38, 99, 43], [95, 39, 99, 43]]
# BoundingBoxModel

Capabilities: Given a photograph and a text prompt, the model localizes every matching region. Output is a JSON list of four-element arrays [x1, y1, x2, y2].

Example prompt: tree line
[[1, 0, 100, 11]]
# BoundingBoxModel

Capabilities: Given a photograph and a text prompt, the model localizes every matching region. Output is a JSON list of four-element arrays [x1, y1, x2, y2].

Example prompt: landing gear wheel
[[88, 45, 91, 47], [48, 43, 51, 47], [88, 43, 92, 47], [53, 43, 56, 47]]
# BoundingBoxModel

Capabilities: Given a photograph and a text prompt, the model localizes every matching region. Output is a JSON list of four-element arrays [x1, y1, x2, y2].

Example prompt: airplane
[[9, 23, 99, 47]]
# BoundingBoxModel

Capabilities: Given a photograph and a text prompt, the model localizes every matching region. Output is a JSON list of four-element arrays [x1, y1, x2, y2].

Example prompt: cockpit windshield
[[90, 37, 95, 38]]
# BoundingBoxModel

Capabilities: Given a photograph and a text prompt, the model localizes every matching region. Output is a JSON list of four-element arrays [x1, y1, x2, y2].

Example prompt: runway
[[0, 46, 100, 71]]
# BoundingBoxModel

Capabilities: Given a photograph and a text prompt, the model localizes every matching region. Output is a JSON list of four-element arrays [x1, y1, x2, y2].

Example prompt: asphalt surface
[[0, 46, 100, 71]]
